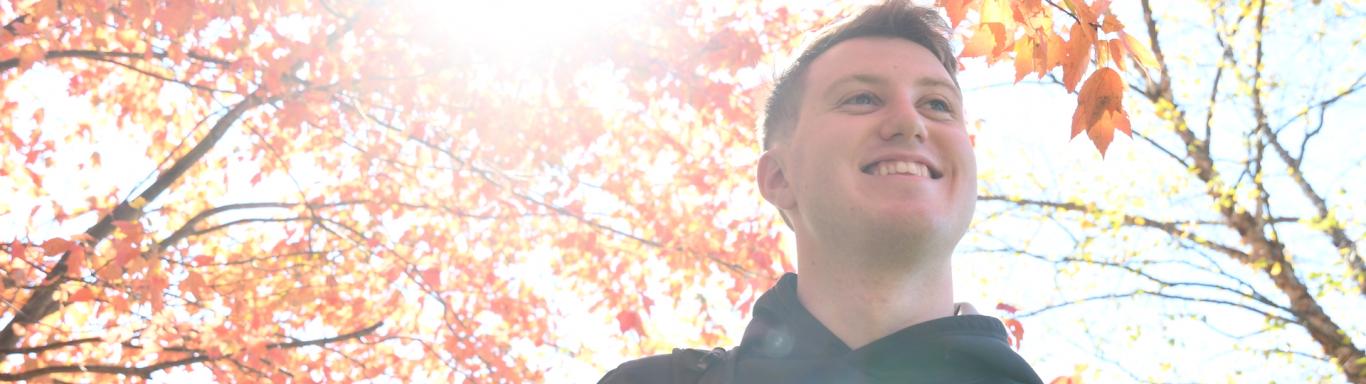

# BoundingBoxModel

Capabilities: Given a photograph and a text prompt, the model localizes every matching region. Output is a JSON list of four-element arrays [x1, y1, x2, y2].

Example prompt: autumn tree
[[957, 0, 1366, 382], [0, 0, 806, 381], [1, 0, 1362, 383]]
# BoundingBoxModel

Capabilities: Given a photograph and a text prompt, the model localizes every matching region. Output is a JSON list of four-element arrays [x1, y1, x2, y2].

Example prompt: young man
[[600, 1, 1043, 383]]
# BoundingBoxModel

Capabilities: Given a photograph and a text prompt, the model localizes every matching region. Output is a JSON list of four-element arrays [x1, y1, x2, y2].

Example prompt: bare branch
[[1017, 290, 1292, 323]]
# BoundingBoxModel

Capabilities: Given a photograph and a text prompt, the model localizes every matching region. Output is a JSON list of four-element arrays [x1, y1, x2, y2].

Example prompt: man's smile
[[859, 153, 943, 179], [864, 160, 932, 177]]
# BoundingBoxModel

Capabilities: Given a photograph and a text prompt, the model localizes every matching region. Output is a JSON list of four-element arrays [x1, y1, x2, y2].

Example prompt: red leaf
[[421, 267, 442, 287], [1003, 318, 1024, 349], [1050, 375, 1082, 384], [616, 310, 643, 335], [9, 240, 27, 259], [996, 302, 1019, 314]]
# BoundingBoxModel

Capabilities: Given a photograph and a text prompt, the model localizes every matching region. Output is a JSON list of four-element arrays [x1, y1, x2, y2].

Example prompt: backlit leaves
[[945, 0, 1158, 155], [1070, 67, 1131, 156]]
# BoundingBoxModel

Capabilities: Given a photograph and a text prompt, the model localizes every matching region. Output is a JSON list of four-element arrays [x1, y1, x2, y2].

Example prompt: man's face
[[761, 37, 977, 253]]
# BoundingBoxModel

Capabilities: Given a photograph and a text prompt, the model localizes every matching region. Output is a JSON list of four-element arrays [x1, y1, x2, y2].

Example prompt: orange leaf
[[987, 22, 1009, 58], [1070, 67, 1132, 156], [41, 238, 73, 256], [940, 0, 969, 28], [1013, 37, 1036, 83], [1107, 39, 1126, 71], [17, 43, 45, 70], [66, 246, 86, 278], [1090, 0, 1113, 20], [960, 24, 997, 58], [1067, 0, 1099, 25], [182, 271, 207, 296], [1101, 12, 1124, 34], [1045, 33, 1065, 73], [1061, 23, 1094, 93], [69, 287, 96, 303]]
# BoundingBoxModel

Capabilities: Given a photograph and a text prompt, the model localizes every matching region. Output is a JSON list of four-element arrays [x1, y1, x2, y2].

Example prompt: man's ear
[[757, 150, 796, 211]]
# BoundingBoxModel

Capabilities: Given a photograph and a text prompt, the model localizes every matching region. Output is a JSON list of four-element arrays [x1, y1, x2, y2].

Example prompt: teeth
[[874, 161, 929, 177]]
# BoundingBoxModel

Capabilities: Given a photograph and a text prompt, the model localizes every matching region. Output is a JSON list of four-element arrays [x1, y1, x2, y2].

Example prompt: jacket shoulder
[[597, 354, 674, 384]]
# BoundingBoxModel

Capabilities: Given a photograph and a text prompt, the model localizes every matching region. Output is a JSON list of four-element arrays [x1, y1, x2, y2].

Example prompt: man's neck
[[793, 239, 955, 350]]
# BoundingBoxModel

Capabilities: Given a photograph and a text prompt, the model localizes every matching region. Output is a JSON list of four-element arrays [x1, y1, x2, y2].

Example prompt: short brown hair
[[760, 0, 957, 150]]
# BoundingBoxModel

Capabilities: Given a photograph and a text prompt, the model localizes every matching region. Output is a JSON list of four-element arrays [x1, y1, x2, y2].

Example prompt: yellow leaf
[[117, 28, 140, 48], [130, 197, 148, 209], [1270, 262, 1282, 276], [961, 24, 998, 58], [1013, 37, 1036, 83], [1123, 34, 1159, 70]]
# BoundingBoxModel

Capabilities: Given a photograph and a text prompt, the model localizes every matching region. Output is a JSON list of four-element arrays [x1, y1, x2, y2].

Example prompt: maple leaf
[[40, 238, 72, 256], [1122, 33, 1160, 70], [616, 309, 644, 335], [1003, 318, 1025, 349], [1070, 67, 1132, 156], [68, 287, 96, 303], [66, 246, 86, 278], [17, 43, 45, 71], [996, 302, 1019, 314], [960, 24, 999, 58], [1061, 22, 1093, 93], [1013, 37, 1036, 83], [939, 0, 969, 28]]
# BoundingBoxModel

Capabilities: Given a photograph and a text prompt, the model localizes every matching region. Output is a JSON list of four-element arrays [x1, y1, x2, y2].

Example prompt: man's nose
[[878, 99, 927, 143]]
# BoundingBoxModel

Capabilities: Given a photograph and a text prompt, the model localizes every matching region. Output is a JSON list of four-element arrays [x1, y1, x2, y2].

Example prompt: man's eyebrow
[[824, 74, 885, 95], [915, 76, 962, 98], [823, 74, 962, 98]]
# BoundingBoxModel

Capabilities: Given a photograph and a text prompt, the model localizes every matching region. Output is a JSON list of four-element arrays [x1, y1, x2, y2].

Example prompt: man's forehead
[[805, 37, 957, 93]]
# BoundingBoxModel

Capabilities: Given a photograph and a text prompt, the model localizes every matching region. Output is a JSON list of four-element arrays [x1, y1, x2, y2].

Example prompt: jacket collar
[[735, 273, 1044, 384]]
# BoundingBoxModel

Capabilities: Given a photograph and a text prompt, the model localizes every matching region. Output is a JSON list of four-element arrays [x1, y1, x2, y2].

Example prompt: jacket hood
[[735, 273, 1045, 384]]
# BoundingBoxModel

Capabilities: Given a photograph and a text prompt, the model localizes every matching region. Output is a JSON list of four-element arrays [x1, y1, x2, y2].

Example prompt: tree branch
[[0, 337, 101, 355], [0, 49, 230, 74], [0, 322, 381, 381], [0, 95, 265, 349]]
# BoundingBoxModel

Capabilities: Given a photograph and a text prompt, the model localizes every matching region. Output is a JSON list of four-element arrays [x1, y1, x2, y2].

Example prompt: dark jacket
[[599, 273, 1044, 384]]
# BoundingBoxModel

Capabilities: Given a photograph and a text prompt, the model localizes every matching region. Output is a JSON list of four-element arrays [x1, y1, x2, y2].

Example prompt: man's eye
[[927, 99, 952, 112], [842, 93, 880, 106]]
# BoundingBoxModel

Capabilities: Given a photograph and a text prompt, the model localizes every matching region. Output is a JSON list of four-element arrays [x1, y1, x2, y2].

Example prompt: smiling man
[[599, 1, 1043, 383]]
